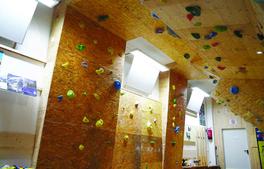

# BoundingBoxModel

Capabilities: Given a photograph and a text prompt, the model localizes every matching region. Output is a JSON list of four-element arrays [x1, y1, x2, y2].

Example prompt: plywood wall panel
[[164, 70, 187, 169], [37, 6, 126, 169]]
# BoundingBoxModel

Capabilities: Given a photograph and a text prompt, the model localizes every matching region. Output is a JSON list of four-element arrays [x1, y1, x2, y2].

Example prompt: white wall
[[15, 3, 53, 62]]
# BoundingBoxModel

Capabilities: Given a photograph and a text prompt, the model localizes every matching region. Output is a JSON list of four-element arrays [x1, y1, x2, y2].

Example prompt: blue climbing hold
[[114, 80, 121, 90], [151, 11, 160, 20], [205, 31, 217, 40], [230, 86, 239, 95], [57, 95, 63, 102], [174, 126, 180, 133]]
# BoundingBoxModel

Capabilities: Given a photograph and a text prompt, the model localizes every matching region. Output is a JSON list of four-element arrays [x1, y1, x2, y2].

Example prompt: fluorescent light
[[256, 51, 263, 55], [192, 87, 210, 97], [130, 50, 169, 72], [38, 0, 60, 8]]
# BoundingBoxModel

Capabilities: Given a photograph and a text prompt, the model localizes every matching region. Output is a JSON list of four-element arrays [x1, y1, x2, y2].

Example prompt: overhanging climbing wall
[[112, 90, 163, 168], [164, 70, 187, 169], [37, 6, 125, 168]]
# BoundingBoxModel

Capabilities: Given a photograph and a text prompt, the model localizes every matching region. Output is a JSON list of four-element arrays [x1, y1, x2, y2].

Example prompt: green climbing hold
[[203, 45, 211, 50], [76, 44, 86, 51], [150, 140, 156, 145], [213, 25, 228, 32], [191, 33, 201, 39], [194, 22, 202, 27], [184, 53, 191, 59], [95, 119, 104, 128], [171, 140, 176, 146], [185, 5, 201, 16], [67, 90, 75, 99], [173, 98, 177, 104]]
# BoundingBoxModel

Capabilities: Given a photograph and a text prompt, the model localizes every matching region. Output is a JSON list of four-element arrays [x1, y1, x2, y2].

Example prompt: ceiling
[[69, 0, 264, 129]]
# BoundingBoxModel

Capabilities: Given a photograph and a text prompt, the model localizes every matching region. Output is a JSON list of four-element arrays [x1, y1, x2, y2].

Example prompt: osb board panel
[[164, 70, 187, 169], [116, 90, 162, 137], [212, 79, 264, 130], [37, 6, 126, 169], [212, 102, 261, 169], [143, 0, 264, 79], [70, 0, 206, 80]]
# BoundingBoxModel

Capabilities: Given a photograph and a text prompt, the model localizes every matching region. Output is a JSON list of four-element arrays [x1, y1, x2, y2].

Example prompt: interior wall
[[213, 102, 261, 169], [112, 89, 163, 168], [164, 70, 187, 169], [37, 6, 126, 168]]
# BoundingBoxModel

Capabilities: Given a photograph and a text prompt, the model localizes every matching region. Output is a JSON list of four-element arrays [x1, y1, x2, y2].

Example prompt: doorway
[[223, 129, 251, 169]]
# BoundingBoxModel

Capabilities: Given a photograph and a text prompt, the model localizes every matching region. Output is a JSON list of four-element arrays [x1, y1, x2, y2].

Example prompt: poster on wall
[[7, 73, 23, 93], [0, 52, 7, 90], [199, 103, 206, 126], [256, 128, 264, 169], [22, 78, 37, 96]]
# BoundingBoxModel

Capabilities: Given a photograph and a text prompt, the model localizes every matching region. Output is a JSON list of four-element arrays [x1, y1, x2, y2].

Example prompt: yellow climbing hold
[[123, 135, 129, 142], [95, 67, 105, 75], [82, 116, 89, 123], [79, 144, 85, 151], [93, 93, 100, 100], [61, 62, 69, 68], [95, 119, 104, 128], [172, 85, 176, 90], [107, 47, 114, 55]]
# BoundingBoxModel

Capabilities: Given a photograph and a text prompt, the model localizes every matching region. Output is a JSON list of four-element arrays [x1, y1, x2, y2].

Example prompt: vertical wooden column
[[164, 70, 187, 169], [37, 6, 125, 169]]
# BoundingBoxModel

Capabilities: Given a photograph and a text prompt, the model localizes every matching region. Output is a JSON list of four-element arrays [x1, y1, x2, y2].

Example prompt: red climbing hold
[[186, 13, 194, 21], [217, 65, 226, 70], [212, 42, 220, 47]]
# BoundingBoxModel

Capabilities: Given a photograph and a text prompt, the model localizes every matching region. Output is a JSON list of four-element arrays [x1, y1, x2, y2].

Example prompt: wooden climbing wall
[[164, 70, 187, 169], [37, 6, 126, 169], [112, 89, 163, 169]]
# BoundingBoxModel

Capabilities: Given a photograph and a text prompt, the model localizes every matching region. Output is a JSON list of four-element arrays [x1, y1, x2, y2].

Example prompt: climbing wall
[[112, 90, 163, 169], [164, 70, 187, 169], [37, 6, 125, 168]]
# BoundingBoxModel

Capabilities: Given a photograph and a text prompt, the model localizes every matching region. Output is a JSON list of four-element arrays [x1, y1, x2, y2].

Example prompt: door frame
[[222, 128, 251, 169]]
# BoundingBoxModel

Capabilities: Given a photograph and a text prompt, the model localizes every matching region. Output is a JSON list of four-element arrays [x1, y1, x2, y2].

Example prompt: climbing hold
[[234, 30, 243, 38], [129, 112, 134, 119], [150, 140, 156, 145], [213, 25, 228, 32], [78, 144, 85, 151], [93, 40, 98, 44], [97, 15, 109, 22], [172, 85, 176, 90], [217, 65, 226, 70], [230, 86, 239, 95], [93, 93, 100, 100], [191, 33, 200, 39], [215, 56, 222, 62], [172, 122, 175, 128], [203, 45, 211, 50], [81, 60, 88, 68], [120, 91, 125, 96], [257, 33, 264, 41], [184, 53, 191, 59], [173, 103, 177, 107], [61, 62, 69, 68], [213, 79, 218, 84], [238, 67, 247, 73], [82, 116, 89, 124], [155, 27, 165, 34], [174, 126, 180, 133], [172, 116, 176, 121], [82, 91, 87, 96], [211, 42, 220, 47], [186, 13, 194, 21], [76, 44, 86, 51], [151, 11, 160, 20], [95, 119, 104, 128], [57, 95, 63, 102], [205, 31, 218, 40], [185, 5, 201, 16], [173, 98, 177, 104], [123, 135, 129, 142], [67, 90, 75, 99], [95, 67, 105, 75], [153, 118, 157, 124], [194, 22, 202, 27], [171, 140, 176, 146], [204, 65, 209, 69], [114, 80, 121, 90], [167, 26, 181, 38], [107, 47, 114, 55], [146, 121, 153, 131], [209, 75, 214, 79]]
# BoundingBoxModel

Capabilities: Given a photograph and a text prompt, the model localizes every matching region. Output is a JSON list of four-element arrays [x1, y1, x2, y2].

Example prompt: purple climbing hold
[[155, 27, 165, 34]]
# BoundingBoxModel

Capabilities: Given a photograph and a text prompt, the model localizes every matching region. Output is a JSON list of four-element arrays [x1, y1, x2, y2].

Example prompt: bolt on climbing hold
[[107, 47, 114, 55], [97, 15, 109, 22], [82, 116, 89, 124], [172, 85, 176, 90], [185, 5, 201, 16], [234, 30, 243, 38], [82, 91, 87, 96], [203, 45, 211, 50], [215, 56, 222, 62], [171, 140, 177, 146], [79, 144, 85, 151], [186, 13, 194, 21], [151, 11, 160, 20], [211, 42, 220, 47], [76, 44, 86, 51], [57, 95, 63, 102], [61, 62, 69, 68], [93, 93, 100, 100], [217, 65, 226, 70], [150, 140, 156, 145], [191, 33, 200, 39], [204, 31, 217, 40], [174, 126, 180, 133], [95, 119, 104, 128], [146, 121, 153, 131], [194, 22, 202, 26], [184, 53, 190, 59], [213, 25, 228, 32], [129, 112, 134, 119], [95, 67, 105, 75], [114, 80, 121, 90], [123, 135, 129, 143], [81, 60, 88, 68], [155, 27, 165, 34], [67, 90, 75, 99], [230, 86, 239, 95]]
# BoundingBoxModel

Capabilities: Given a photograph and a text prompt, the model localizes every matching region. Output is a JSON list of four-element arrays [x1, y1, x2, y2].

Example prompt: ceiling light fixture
[[38, 0, 61, 8]]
